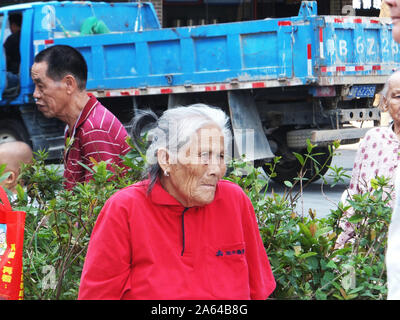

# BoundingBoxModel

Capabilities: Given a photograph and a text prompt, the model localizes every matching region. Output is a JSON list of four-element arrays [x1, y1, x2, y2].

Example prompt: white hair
[[378, 69, 400, 111], [131, 103, 232, 192]]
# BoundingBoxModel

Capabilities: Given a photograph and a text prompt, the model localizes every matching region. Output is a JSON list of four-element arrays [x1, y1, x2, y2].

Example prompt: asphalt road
[[266, 143, 359, 219]]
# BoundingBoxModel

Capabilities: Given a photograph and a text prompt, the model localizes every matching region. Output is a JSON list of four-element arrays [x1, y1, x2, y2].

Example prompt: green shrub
[[10, 138, 145, 300], [1, 138, 391, 300], [225, 141, 390, 300]]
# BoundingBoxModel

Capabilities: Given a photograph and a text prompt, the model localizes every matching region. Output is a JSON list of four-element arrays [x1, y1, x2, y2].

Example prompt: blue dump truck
[[0, 1, 399, 181]]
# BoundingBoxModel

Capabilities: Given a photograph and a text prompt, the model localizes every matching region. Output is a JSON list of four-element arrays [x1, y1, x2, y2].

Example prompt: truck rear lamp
[[278, 21, 292, 26], [309, 86, 336, 97]]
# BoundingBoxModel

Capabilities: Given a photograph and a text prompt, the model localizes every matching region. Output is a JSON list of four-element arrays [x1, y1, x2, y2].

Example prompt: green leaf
[[299, 252, 318, 259], [348, 214, 364, 224], [0, 171, 10, 183], [284, 250, 295, 259], [293, 152, 305, 165], [306, 256, 319, 270], [348, 286, 365, 295], [15, 184, 25, 201], [321, 271, 335, 286], [284, 180, 293, 188], [299, 222, 312, 238], [364, 266, 373, 277], [326, 260, 337, 269], [77, 161, 94, 174], [315, 289, 327, 300], [306, 139, 314, 154], [315, 226, 331, 238], [332, 140, 341, 149]]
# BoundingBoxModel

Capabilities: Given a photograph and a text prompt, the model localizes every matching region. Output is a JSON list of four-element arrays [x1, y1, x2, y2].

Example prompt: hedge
[[0, 138, 390, 300]]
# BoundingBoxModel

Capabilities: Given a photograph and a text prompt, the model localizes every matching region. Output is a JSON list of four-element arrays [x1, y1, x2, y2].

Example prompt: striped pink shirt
[[63, 96, 130, 190]]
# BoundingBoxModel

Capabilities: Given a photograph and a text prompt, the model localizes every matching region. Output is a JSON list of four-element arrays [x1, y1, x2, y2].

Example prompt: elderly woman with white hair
[[78, 104, 276, 300]]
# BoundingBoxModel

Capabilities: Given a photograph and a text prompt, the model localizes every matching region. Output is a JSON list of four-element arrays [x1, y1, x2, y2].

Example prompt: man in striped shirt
[[31, 45, 130, 190]]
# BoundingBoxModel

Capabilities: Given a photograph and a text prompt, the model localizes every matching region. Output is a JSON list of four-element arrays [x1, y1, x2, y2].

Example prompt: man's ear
[[63, 74, 78, 94]]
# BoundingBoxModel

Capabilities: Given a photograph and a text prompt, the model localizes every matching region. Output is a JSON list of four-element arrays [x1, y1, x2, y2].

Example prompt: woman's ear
[[157, 148, 170, 173], [381, 95, 389, 112]]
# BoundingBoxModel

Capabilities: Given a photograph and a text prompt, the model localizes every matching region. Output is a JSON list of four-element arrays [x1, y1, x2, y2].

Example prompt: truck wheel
[[0, 119, 30, 145], [264, 146, 333, 184]]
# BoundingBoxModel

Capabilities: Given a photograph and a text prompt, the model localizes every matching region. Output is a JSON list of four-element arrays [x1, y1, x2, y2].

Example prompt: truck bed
[[29, 2, 400, 99]]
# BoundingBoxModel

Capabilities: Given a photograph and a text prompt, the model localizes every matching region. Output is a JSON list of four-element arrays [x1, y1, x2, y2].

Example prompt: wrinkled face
[[386, 73, 400, 126], [386, 0, 400, 42], [162, 124, 226, 207], [31, 61, 69, 120]]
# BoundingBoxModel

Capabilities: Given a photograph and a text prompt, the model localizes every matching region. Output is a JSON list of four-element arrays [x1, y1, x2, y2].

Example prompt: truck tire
[[265, 146, 332, 184], [0, 119, 30, 146]]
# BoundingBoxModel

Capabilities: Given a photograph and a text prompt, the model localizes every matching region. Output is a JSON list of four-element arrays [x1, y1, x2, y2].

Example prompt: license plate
[[347, 85, 376, 99]]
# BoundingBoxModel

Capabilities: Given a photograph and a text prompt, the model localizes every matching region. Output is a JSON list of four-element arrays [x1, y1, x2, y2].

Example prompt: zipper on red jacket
[[181, 207, 189, 256]]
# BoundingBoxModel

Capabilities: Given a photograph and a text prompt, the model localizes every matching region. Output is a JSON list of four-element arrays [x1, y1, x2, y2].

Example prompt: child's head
[[0, 141, 33, 193]]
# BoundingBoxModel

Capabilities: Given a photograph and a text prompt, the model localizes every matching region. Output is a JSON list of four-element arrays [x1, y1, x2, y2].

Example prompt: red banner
[[0, 186, 25, 300]]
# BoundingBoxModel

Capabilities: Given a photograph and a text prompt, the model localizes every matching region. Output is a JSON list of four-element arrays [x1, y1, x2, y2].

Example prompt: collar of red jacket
[[147, 178, 223, 210]]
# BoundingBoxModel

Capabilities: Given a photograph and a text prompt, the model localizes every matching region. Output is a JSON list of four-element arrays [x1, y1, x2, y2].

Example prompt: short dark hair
[[34, 45, 88, 90], [9, 13, 22, 28]]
